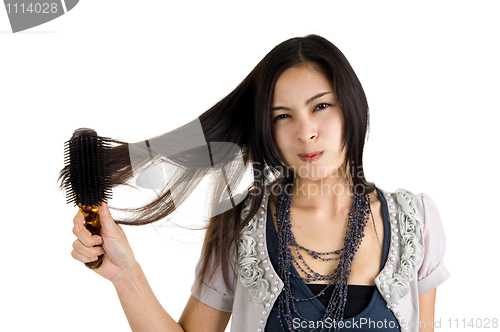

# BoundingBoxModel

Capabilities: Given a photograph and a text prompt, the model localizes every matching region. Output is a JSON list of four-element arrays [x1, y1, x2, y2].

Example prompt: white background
[[1, 1, 499, 331]]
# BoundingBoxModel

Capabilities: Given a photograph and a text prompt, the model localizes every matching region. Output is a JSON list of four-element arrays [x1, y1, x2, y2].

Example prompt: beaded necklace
[[274, 176, 371, 331]]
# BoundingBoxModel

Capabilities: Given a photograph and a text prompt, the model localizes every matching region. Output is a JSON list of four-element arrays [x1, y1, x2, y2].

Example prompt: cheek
[[272, 127, 293, 158], [321, 116, 343, 149]]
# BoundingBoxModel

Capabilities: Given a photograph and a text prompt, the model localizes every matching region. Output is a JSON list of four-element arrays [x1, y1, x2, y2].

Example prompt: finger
[[72, 225, 102, 247], [72, 217, 100, 248], [73, 210, 84, 232], [71, 249, 100, 264], [72, 239, 105, 258]]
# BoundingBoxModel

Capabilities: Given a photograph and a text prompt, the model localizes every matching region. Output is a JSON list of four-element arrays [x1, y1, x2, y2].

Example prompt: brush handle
[[80, 206, 103, 269]]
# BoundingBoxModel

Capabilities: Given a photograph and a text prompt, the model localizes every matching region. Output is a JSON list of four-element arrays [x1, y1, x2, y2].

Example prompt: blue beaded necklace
[[274, 176, 371, 331]]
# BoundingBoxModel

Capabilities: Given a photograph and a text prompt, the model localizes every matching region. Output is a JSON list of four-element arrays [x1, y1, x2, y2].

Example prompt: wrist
[[109, 259, 142, 287]]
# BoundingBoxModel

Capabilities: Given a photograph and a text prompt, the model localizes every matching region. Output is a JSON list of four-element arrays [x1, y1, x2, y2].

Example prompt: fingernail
[[96, 238, 103, 245]]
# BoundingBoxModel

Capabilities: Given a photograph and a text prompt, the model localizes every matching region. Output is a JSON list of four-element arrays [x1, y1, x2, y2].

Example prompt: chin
[[293, 163, 332, 181]]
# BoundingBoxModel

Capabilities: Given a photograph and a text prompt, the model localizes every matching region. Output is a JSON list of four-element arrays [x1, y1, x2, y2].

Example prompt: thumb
[[98, 202, 120, 234]]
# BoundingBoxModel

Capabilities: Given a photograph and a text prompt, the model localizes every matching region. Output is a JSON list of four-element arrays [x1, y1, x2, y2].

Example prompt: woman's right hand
[[71, 203, 137, 281]]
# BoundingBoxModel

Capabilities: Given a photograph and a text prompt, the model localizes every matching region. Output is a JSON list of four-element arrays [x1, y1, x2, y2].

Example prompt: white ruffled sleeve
[[417, 193, 451, 294]]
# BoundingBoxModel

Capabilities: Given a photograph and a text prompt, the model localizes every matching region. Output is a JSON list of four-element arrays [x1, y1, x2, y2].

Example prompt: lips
[[298, 151, 324, 162]]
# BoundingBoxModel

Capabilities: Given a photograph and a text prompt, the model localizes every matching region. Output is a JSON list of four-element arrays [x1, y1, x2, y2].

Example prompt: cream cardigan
[[191, 187, 450, 332]]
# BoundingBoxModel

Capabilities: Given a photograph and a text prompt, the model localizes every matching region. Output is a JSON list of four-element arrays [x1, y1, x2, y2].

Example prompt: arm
[[111, 262, 231, 332], [72, 204, 231, 332], [418, 288, 436, 332], [179, 295, 232, 332], [416, 194, 450, 331]]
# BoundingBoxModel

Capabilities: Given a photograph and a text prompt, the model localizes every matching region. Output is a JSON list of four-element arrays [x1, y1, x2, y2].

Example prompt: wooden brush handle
[[80, 206, 103, 269]]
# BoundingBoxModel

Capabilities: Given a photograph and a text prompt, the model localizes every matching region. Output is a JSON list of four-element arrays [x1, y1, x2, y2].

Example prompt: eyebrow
[[271, 91, 331, 112]]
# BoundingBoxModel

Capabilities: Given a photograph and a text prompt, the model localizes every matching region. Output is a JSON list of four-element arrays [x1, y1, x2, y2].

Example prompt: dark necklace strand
[[291, 248, 337, 282], [295, 243, 343, 261], [274, 176, 371, 332]]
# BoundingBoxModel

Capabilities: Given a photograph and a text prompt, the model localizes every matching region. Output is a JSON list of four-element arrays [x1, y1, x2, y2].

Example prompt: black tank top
[[305, 284, 375, 318]]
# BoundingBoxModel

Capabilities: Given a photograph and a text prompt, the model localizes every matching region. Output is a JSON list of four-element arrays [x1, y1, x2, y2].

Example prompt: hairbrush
[[60, 128, 113, 269]]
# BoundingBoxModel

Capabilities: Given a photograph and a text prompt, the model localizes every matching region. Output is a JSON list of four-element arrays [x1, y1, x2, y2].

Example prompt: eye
[[273, 113, 290, 122], [314, 102, 331, 111]]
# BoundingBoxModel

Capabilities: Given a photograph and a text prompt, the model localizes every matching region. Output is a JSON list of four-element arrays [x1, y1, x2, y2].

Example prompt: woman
[[70, 35, 449, 332]]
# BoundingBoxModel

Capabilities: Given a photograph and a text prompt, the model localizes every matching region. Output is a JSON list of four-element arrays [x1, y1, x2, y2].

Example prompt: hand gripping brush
[[60, 128, 113, 269]]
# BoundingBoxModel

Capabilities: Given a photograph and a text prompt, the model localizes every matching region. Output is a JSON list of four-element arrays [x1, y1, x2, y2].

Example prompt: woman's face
[[271, 64, 345, 182]]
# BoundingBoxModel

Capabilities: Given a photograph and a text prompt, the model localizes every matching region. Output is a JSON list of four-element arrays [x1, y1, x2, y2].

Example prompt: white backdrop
[[1, 1, 499, 331]]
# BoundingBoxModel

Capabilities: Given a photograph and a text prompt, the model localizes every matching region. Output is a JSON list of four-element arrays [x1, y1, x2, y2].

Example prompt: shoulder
[[376, 187, 430, 220], [376, 187, 446, 242], [377, 186, 450, 285]]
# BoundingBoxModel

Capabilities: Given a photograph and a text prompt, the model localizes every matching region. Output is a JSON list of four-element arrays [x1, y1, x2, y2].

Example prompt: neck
[[290, 173, 353, 217]]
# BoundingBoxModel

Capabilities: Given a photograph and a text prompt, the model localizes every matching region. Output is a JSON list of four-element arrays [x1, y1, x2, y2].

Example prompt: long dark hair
[[62, 34, 374, 292]]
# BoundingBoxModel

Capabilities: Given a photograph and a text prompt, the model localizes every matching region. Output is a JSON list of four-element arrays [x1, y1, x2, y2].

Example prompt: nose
[[297, 118, 318, 142]]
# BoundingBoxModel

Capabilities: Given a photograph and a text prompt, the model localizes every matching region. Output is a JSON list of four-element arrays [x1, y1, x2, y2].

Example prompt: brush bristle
[[61, 130, 113, 207]]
